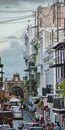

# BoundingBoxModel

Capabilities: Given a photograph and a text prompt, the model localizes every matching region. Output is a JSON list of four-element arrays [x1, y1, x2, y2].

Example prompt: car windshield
[[12, 106, 20, 112], [26, 122, 40, 127], [0, 125, 10, 130], [0, 128, 16, 130]]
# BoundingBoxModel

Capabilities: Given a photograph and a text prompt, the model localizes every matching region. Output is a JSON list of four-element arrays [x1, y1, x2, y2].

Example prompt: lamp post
[[29, 61, 32, 96]]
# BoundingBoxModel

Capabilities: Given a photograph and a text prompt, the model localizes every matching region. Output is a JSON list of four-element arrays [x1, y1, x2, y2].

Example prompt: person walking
[[54, 122, 61, 130], [45, 123, 51, 130], [50, 123, 54, 130]]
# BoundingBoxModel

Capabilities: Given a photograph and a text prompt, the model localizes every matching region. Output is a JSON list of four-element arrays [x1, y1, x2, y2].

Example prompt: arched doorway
[[10, 86, 24, 98]]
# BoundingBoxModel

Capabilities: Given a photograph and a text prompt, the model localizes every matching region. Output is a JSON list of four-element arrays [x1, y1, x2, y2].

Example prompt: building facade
[[24, 1, 65, 127], [5, 73, 24, 99]]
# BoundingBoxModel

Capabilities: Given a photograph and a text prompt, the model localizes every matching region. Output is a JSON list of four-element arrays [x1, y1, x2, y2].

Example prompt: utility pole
[[37, 6, 42, 39], [37, 6, 39, 39], [34, 11, 37, 36], [29, 62, 31, 95], [0, 57, 4, 90]]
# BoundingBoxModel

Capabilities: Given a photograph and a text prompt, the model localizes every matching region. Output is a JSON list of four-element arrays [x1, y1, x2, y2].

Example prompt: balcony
[[52, 96, 65, 114], [47, 95, 53, 103], [53, 98, 64, 109]]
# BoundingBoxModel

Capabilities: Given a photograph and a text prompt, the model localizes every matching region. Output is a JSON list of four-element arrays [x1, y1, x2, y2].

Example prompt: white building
[[24, 2, 65, 126], [35, 3, 65, 125]]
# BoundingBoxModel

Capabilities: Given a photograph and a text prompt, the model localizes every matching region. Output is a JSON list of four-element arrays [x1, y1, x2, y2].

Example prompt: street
[[0, 0, 65, 129], [13, 110, 35, 130]]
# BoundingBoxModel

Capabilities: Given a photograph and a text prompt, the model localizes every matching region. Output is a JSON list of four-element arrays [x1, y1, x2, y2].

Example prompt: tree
[[33, 44, 38, 54], [1, 96, 9, 102], [24, 79, 30, 97], [59, 79, 65, 97]]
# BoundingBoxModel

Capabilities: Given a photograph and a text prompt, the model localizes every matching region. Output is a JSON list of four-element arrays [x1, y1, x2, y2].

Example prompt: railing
[[47, 95, 53, 103], [53, 97, 65, 109]]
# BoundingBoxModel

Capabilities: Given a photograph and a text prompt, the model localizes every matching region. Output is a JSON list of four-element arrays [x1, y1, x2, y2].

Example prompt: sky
[[0, 0, 53, 81]]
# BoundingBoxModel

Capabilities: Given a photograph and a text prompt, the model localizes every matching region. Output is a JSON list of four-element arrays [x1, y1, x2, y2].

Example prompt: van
[[11, 106, 23, 120]]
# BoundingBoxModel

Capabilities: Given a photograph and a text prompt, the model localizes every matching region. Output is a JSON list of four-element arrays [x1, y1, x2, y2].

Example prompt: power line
[[0, 18, 35, 24], [0, 14, 34, 24], [0, 9, 33, 13], [0, 27, 26, 45]]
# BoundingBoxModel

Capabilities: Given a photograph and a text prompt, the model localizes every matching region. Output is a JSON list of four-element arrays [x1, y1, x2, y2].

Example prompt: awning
[[49, 63, 63, 68], [9, 97, 20, 102], [53, 42, 65, 49], [8, 95, 18, 98], [34, 99, 40, 104]]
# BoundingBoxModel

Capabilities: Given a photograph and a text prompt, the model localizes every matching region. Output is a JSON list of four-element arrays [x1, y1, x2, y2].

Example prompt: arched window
[[10, 86, 24, 98]]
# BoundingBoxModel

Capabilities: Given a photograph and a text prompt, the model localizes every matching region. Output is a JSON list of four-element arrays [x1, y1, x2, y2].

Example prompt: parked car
[[18, 122, 41, 130], [25, 122, 41, 127], [0, 124, 10, 129], [11, 106, 23, 119], [6, 128, 16, 130], [0, 124, 16, 130], [3, 103, 11, 111]]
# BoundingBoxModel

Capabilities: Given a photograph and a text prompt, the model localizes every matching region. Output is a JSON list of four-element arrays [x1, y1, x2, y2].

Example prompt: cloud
[[0, 41, 26, 80], [0, 0, 53, 81], [0, 0, 53, 6]]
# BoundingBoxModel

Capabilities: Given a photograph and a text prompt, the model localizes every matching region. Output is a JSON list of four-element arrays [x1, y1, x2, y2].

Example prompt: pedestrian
[[50, 122, 54, 130], [35, 112, 39, 122], [18, 122, 24, 130], [45, 123, 51, 130], [54, 122, 61, 130]]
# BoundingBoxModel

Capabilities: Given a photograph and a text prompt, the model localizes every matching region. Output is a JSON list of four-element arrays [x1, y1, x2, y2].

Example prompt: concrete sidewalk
[[27, 110, 36, 122]]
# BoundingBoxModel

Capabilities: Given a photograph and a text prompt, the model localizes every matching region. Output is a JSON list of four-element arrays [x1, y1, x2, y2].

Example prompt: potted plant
[[58, 79, 65, 107], [59, 79, 65, 97]]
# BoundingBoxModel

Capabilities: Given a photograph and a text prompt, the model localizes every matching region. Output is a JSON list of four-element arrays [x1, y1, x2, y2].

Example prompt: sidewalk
[[27, 110, 36, 122], [27, 109, 64, 130]]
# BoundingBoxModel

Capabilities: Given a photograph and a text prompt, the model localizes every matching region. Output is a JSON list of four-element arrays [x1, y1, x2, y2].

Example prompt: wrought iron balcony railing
[[53, 97, 65, 109]]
